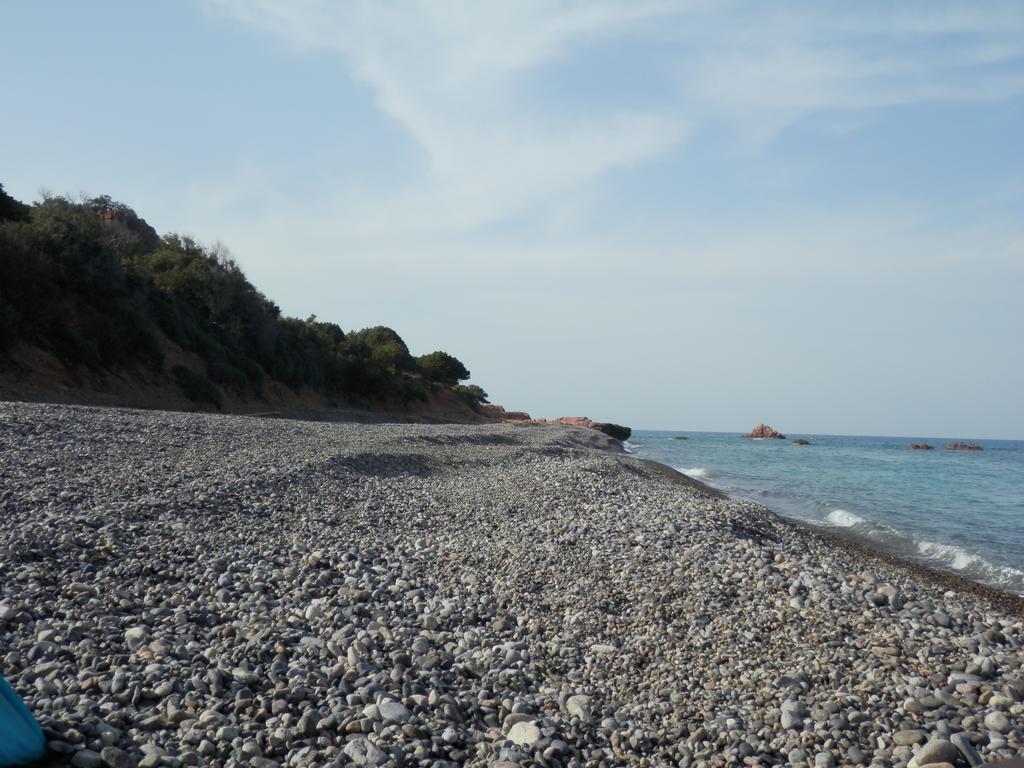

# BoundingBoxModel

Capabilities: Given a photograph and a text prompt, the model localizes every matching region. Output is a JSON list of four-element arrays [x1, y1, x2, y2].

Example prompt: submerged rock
[[743, 423, 786, 439]]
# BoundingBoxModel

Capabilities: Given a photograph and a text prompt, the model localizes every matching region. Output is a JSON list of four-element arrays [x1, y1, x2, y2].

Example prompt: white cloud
[[202, 1, 1024, 239], [679, 3, 1024, 140], [195, 1, 1024, 284], [205, 0, 691, 236]]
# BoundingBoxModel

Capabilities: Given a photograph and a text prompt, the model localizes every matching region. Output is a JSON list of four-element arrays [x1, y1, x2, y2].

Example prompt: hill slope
[[0, 184, 488, 421]]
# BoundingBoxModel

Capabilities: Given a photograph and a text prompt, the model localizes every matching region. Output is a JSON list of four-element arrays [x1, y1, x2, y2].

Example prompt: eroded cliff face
[[0, 341, 488, 424]]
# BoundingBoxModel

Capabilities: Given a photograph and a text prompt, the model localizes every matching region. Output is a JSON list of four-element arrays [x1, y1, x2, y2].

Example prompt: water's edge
[[616, 448, 1024, 615]]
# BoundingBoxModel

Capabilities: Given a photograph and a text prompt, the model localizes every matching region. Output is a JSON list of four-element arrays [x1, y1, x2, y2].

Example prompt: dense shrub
[[0, 184, 30, 222], [172, 365, 221, 408], [346, 326, 415, 372], [416, 350, 470, 385], [454, 384, 489, 407]]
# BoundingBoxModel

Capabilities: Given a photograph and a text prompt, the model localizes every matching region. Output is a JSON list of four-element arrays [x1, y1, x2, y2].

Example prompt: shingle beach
[[2, 403, 1022, 768]]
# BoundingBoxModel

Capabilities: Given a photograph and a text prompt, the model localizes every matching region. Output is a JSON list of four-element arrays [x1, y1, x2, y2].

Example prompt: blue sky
[[3, 1, 1023, 437]]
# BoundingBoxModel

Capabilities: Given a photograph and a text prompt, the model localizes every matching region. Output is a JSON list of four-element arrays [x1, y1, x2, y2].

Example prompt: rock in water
[[742, 424, 786, 439]]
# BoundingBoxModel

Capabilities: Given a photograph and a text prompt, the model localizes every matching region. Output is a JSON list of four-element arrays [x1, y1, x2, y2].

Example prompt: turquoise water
[[628, 431, 1024, 594]]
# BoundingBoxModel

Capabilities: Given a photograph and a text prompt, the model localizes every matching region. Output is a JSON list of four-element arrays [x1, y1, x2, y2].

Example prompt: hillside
[[0, 184, 489, 421]]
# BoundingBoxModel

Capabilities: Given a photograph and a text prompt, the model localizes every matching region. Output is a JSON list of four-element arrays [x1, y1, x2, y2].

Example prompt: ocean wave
[[917, 540, 985, 571], [676, 467, 712, 480], [916, 540, 1024, 592], [825, 509, 866, 528], [622, 441, 640, 454]]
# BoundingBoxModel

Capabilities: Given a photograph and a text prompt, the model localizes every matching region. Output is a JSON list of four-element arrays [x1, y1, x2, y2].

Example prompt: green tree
[[0, 183, 30, 222], [453, 384, 489, 407], [346, 326, 414, 372], [416, 350, 470, 385]]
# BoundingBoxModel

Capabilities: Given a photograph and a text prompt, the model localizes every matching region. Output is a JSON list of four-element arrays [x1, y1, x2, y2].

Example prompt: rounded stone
[[894, 730, 926, 746], [984, 711, 1010, 733], [71, 751, 103, 768], [507, 721, 542, 747], [910, 738, 959, 768]]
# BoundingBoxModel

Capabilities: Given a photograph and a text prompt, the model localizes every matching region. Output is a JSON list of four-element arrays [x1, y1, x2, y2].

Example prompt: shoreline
[[623, 438, 1024, 611], [3, 403, 1024, 766], [626, 451, 1024, 615]]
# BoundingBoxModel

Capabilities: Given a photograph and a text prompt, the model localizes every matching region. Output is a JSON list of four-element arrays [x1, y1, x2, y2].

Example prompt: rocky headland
[[1, 403, 1022, 768], [477, 406, 631, 442]]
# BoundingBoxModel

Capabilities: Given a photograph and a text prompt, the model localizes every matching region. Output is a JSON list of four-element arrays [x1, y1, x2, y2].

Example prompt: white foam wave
[[826, 509, 867, 528], [676, 467, 711, 479], [917, 540, 1024, 592], [917, 540, 983, 571], [622, 441, 640, 454]]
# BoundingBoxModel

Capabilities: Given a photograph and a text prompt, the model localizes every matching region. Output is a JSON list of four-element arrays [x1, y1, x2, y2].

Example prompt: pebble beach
[[2, 402, 1023, 768]]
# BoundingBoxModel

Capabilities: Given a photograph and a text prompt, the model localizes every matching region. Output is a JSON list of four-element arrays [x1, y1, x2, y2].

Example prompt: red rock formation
[[946, 443, 983, 451], [553, 416, 595, 428], [908, 443, 934, 450], [502, 411, 532, 421], [479, 406, 631, 439], [477, 404, 533, 422], [742, 424, 786, 439]]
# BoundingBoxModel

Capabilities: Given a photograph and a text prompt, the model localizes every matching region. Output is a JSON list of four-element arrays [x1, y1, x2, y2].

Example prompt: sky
[[2, 1, 1023, 438]]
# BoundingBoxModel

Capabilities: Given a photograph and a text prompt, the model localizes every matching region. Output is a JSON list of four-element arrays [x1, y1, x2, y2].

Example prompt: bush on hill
[[417, 350, 470, 386], [454, 384, 489, 408]]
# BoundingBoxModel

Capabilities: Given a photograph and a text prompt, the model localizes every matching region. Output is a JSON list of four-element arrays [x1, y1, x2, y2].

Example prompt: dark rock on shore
[[594, 422, 631, 441], [743, 424, 786, 439]]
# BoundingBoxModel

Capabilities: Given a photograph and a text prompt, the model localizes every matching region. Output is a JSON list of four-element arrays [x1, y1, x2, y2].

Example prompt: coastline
[[3, 402, 1023, 766], [625, 452, 1024, 615]]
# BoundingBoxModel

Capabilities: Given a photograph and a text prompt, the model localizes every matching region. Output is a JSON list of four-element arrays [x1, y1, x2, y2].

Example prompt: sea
[[626, 430, 1024, 595]]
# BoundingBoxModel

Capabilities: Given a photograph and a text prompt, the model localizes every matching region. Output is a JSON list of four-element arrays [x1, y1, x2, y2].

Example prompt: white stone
[[507, 720, 542, 747]]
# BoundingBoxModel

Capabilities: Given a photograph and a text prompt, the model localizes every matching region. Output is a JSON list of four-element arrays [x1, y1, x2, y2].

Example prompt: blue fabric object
[[0, 676, 45, 766]]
